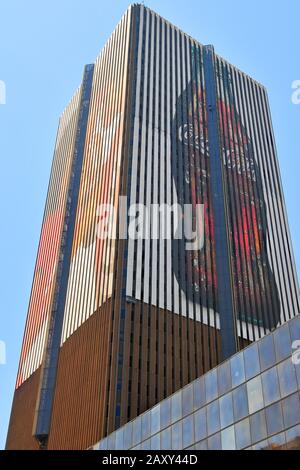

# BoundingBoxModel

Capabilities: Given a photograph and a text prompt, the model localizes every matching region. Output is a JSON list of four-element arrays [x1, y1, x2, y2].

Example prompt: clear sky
[[0, 0, 299, 450]]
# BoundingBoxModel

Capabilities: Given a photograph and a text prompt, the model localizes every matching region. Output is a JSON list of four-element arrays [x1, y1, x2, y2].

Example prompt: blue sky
[[0, 0, 299, 450]]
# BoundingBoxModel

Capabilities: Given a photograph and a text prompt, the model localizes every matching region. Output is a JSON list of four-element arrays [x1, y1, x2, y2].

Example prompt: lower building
[[93, 315, 300, 450]]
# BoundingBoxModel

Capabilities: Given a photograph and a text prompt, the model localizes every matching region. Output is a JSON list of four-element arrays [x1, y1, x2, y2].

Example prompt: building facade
[[6, 4, 299, 450]]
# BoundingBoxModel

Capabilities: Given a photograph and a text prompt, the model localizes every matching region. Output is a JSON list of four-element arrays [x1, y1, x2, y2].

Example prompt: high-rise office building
[[6, 3, 299, 450]]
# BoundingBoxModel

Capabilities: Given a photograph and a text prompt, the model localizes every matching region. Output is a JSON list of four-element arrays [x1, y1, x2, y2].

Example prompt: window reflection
[[258, 334, 276, 371], [160, 398, 171, 429], [142, 412, 151, 441], [231, 352, 245, 387], [233, 384, 249, 421], [282, 393, 300, 429], [171, 421, 183, 450], [124, 422, 132, 449], [207, 401, 220, 435], [265, 402, 284, 435], [247, 376, 264, 414], [285, 424, 300, 450], [235, 418, 251, 449], [218, 361, 232, 395], [250, 410, 267, 444], [273, 324, 291, 362], [151, 405, 160, 435], [277, 359, 298, 398], [207, 432, 221, 450], [161, 427, 171, 450], [193, 377, 206, 410], [194, 407, 207, 442], [205, 368, 218, 403], [132, 416, 142, 446], [221, 425, 236, 450], [267, 432, 286, 450], [261, 367, 280, 406], [115, 428, 124, 450], [219, 392, 234, 428], [244, 343, 260, 380], [182, 384, 193, 417], [182, 415, 195, 448], [151, 433, 160, 450], [171, 392, 182, 423]]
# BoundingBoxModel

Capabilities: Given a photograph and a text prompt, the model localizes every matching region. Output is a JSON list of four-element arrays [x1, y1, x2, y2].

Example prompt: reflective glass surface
[[160, 398, 171, 429], [193, 377, 206, 411], [247, 376, 264, 414], [273, 324, 291, 362], [108, 432, 116, 450], [221, 425, 236, 450], [261, 367, 280, 406], [218, 361, 232, 395], [171, 392, 182, 423], [231, 352, 245, 388], [235, 418, 251, 450], [123, 422, 132, 449], [182, 414, 195, 448], [266, 402, 284, 435], [195, 440, 207, 450], [277, 359, 298, 398], [182, 384, 193, 417], [132, 416, 142, 446], [151, 405, 160, 435], [244, 343, 260, 380], [282, 393, 300, 429], [219, 392, 234, 428], [151, 433, 160, 450], [250, 410, 267, 444], [171, 421, 183, 450], [205, 368, 218, 403], [115, 428, 124, 450], [285, 424, 300, 450], [267, 432, 286, 450], [233, 384, 249, 421], [207, 400, 220, 435], [194, 407, 207, 442], [207, 432, 221, 450], [160, 427, 171, 450], [289, 315, 300, 342], [258, 334, 276, 371], [142, 411, 151, 441]]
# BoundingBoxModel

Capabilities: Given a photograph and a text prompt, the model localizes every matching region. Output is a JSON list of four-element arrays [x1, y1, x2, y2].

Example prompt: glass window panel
[[268, 432, 286, 450], [289, 315, 300, 342], [231, 352, 245, 388], [151, 433, 160, 450], [233, 384, 249, 421], [193, 376, 206, 410], [207, 401, 220, 435], [194, 407, 207, 442], [195, 440, 208, 450], [182, 415, 195, 448], [171, 421, 182, 450], [205, 368, 218, 403], [151, 405, 161, 435], [141, 412, 151, 441], [282, 393, 300, 429], [160, 398, 171, 430], [252, 440, 268, 450], [258, 334, 276, 371], [285, 424, 300, 450], [273, 324, 291, 362], [99, 438, 108, 450], [115, 428, 124, 450], [182, 383, 193, 417], [160, 427, 171, 450], [219, 392, 234, 428], [218, 361, 232, 395], [141, 439, 151, 450], [244, 343, 260, 380], [247, 376, 264, 414], [261, 367, 280, 406], [277, 359, 298, 398], [171, 392, 182, 424], [207, 432, 221, 450], [221, 425, 236, 450], [250, 410, 267, 444], [132, 416, 142, 446], [266, 402, 284, 436], [108, 432, 116, 450], [235, 418, 251, 450], [124, 422, 132, 449]]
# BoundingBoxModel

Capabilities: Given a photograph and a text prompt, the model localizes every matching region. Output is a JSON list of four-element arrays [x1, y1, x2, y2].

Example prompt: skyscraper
[[6, 3, 299, 450]]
